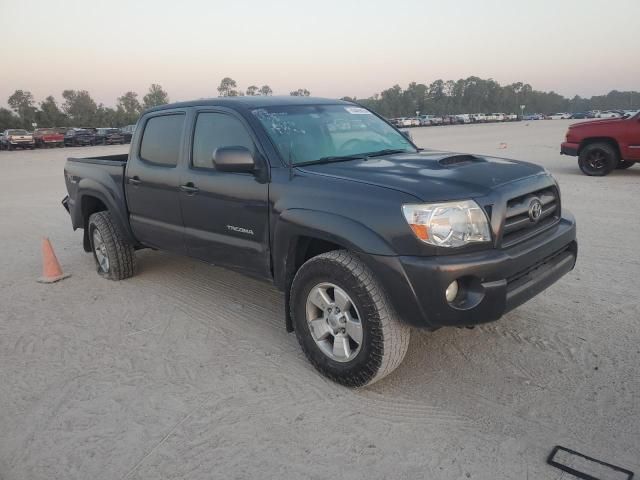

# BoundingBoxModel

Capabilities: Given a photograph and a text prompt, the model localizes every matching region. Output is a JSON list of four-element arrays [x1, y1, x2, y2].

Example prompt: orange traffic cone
[[37, 237, 71, 283]]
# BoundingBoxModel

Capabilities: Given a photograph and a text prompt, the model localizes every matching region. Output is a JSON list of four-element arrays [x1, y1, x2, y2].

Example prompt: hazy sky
[[1, 0, 638, 108]]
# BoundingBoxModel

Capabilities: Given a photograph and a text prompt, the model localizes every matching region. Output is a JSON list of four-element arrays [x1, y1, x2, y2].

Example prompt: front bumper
[[561, 142, 579, 156], [364, 213, 577, 329]]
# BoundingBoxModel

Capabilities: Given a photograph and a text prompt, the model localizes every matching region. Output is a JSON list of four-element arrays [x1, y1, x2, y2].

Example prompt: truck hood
[[569, 118, 624, 129], [297, 151, 546, 201]]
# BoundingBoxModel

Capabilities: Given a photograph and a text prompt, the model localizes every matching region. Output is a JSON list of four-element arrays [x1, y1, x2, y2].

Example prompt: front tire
[[88, 211, 136, 280], [291, 250, 410, 387], [578, 142, 618, 176]]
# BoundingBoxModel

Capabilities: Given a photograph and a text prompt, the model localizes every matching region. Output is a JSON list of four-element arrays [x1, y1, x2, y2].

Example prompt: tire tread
[[291, 250, 410, 387], [88, 211, 136, 280]]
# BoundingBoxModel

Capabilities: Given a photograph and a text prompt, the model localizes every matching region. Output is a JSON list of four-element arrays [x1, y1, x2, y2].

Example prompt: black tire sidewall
[[578, 143, 617, 176], [291, 255, 383, 386]]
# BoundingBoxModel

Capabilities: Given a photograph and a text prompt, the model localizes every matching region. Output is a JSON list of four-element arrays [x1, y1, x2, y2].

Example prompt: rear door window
[[140, 114, 185, 166]]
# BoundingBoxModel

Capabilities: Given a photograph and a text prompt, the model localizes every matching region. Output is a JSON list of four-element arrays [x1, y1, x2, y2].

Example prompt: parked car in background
[[394, 117, 413, 127], [471, 113, 486, 123], [420, 115, 442, 126], [95, 128, 125, 145], [561, 111, 640, 176], [1, 129, 35, 150], [455, 114, 471, 124], [64, 128, 96, 146], [119, 124, 136, 143], [33, 128, 64, 147], [570, 112, 593, 119], [595, 111, 622, 119], [505, 113, 519, 121], [492, 113, 506, 122], [548, 113, 571, 120]]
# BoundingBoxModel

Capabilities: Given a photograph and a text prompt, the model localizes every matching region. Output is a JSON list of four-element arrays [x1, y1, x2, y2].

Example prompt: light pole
[[520, 104, 525, 119]]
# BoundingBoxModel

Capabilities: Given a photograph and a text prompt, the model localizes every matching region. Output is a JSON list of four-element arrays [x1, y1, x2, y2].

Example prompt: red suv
[[561, 112, 640, 176]]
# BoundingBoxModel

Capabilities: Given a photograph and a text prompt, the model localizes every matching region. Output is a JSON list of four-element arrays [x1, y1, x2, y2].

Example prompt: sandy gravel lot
[[1, 120, 638, 479]]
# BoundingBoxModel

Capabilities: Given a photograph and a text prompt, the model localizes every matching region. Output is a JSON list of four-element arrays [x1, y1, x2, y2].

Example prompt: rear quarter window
[[140, 114, 185, 166]]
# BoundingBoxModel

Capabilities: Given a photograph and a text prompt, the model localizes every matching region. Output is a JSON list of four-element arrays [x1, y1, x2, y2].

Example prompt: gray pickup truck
[[63, 96, 577, 386]]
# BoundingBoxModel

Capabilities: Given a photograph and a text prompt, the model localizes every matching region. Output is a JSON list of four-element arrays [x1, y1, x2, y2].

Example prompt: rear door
[[179, 108, 270, 278], [125, 111, 187, 254]]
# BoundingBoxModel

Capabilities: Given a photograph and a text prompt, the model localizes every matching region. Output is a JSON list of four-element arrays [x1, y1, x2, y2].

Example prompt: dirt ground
[[0, 120, 638, 479]]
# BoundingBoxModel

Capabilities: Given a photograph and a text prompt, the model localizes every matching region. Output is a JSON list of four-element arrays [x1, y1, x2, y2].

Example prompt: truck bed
[[64, 154, 130, 234]]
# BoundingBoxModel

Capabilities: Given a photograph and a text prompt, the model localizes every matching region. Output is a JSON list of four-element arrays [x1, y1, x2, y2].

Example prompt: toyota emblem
[[528, 198, 543, 223]]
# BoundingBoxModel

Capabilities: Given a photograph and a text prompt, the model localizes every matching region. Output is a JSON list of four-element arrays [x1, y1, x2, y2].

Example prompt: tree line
[[350, 77, 640, 118], [2, 75, 638, 131], [0, 84, 170, 131]]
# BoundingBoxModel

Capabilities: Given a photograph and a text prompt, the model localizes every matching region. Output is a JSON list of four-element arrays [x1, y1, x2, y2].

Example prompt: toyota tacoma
[[62, 97, 577, 386]]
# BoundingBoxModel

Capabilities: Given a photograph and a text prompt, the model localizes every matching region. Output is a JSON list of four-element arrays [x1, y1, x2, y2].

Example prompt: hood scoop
[[438, 154, 486, 167]]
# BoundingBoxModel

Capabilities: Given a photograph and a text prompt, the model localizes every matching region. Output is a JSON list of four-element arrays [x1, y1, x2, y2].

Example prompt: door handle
[[179, 183, 199, 194], [128, 176, 142, 186]]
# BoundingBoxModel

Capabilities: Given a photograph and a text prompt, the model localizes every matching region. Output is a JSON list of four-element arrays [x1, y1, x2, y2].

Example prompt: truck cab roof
[[145, 96, 352, 114]]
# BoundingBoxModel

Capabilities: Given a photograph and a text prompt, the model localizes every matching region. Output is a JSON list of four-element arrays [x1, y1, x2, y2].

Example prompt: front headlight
[[402, 200, 491, 247]]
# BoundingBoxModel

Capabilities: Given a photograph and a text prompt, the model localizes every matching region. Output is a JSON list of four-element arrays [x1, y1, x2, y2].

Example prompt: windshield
[[251, 104, 416, 165], [8, 129, 28, 135]]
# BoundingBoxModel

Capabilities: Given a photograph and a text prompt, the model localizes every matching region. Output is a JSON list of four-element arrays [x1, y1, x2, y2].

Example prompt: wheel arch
[[76, 182, 136, 252], [272, 209, 395, 332], [579, 137, 621, 158]]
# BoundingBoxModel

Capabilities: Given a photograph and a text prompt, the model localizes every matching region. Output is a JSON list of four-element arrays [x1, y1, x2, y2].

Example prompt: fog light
[[445, 280, 459, 303]]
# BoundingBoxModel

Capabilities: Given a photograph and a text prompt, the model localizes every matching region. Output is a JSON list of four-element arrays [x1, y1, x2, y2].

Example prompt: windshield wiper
[[295, 154, 368, 166], [294, 149, 412, 167], [365, 148, 412, 157]]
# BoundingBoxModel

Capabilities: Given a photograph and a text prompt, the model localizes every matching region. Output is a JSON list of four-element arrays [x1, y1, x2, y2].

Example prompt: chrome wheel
[[92, 229, 109, 273], [586, 149, 607, 170], [305, 282, 363, 362]]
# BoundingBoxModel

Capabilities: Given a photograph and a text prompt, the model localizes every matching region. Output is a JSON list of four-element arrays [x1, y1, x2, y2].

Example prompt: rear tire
[[578, 142, 618, 176], [291, 250, 410, 387], [616, 160, 635, 170], [88, 211, 136, 280]]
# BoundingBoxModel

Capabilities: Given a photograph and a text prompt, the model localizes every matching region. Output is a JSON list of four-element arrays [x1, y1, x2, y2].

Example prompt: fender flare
[[75, 178, 136, 249], [273, 209, 395, 331]]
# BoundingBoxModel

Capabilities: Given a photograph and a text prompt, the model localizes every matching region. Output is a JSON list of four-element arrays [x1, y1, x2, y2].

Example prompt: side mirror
[[212, 146, 256, 172]]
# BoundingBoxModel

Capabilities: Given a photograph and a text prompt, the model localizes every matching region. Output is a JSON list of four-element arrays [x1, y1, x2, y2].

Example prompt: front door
[[620, 115, 640, 161], [125, 112, 187, 254], [179, 109, 270, 278]]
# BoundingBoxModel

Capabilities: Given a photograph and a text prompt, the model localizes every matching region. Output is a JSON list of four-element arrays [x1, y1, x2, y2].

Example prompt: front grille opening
[[502, 187, 560, 247]]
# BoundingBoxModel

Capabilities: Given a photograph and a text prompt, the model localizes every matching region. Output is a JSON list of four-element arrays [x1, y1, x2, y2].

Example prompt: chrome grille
[[502, 187, 559, 247]]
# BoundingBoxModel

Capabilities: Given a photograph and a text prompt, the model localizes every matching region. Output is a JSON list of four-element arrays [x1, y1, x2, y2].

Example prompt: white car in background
[[548, 113, 571, 119], [420, 115, 443, 126], [395, 117, 413, 127], [471, 113, 487, 122], [492, 113, 506, 122], [595, 111, 621, 119], [456, 114, 471, 124]]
